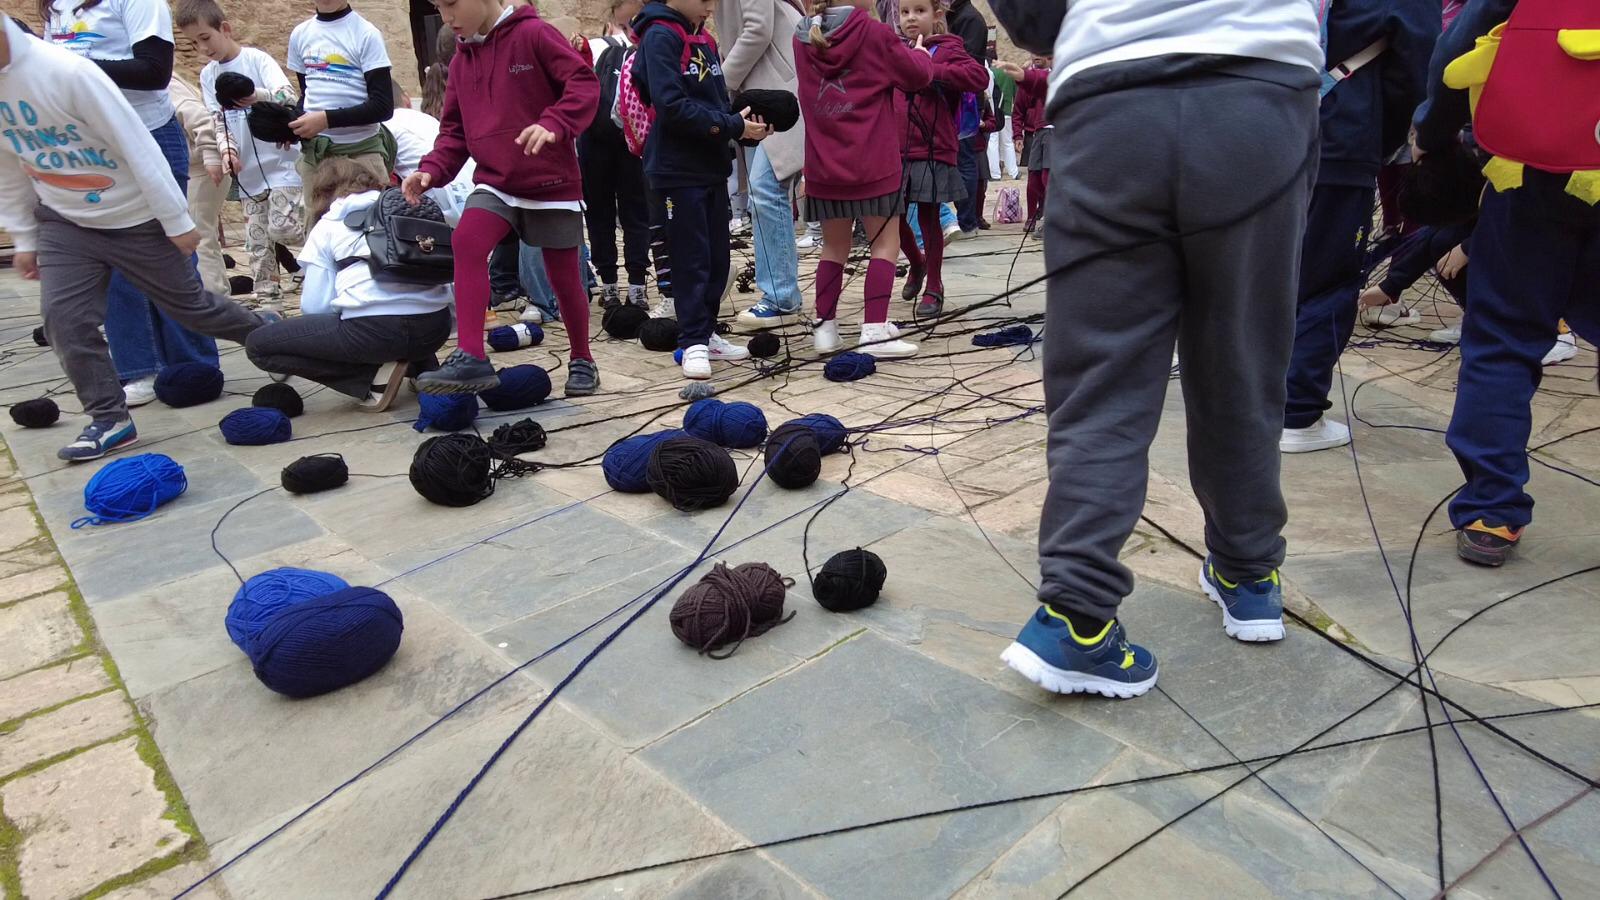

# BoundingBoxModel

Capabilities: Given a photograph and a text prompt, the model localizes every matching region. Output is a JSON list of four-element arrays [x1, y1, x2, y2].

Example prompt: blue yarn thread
[[790, 413, 848, 455], [249, 586, 404, 698], [823, 351, 877, 382], [72, 454, 187, 528], [413, 394, 479, 433], [601, 429, 684, 492], [225, 567, 350, 655], [486, 323, 544, 353], [972, 324, 1036, 347], [682, 398, 769, 449], [154, 363, 225, 408], [219, 408, 292, 446], [478, 364, 552, 412]]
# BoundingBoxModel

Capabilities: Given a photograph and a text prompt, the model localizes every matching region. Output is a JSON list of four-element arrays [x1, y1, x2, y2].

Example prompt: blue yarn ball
[[413, 393, 479, 432], [602, 429, 685, 493], [823, 352, 876, 382], [487, 323, 544, 353], [248, 586, 404, 698], [673, 348, 684, 365], [479, 365, 552, 412], [972, 324, 1036, 347], [789, 413, 848, 455], [154, 363, 225, 408], [226, 567, 350, 654], [683, 398, 768, 449], [73, 453, 187, 528], [219, 408, 292, 446]]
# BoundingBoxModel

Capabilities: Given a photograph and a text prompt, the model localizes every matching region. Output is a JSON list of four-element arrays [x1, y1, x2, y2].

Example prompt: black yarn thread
[[668, 562, 795, 659], [253, 382, 305, 418], [812, 549, 887, 612], [281, 453, 349, 495], [9, 397, 59, 428], [747, 332, 781, 359], [488, 418, 548, 459], [763, 424, 821, 490], [409, 434, 495, 507], [601, 304, 649, 340], [637, 317, 680, 352], [646, 436, 739, 511]]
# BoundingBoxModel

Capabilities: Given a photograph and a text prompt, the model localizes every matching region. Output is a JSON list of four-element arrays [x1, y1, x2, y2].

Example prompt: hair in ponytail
[[808, 0, 831, 49]]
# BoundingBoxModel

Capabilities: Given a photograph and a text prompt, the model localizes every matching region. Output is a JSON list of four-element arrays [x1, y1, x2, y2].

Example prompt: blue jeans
[[955, 140, 980, 232], [106, 116, 219, 381], [907, 203, 958, 249], [519, 243, 593, 321], [746, 145, 801, 311]]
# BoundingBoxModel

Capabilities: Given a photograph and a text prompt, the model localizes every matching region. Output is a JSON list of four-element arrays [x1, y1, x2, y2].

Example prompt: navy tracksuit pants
[[1284, 184, 1375, 429], [662, 184, 731, 350]]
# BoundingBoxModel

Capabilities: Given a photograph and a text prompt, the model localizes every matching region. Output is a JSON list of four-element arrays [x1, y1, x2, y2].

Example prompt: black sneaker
[[565, 358, 600, 397], [597, 284, 620, 309], [1457, 520, 1522, 567], [491, 293, 529, 313], [415, 349, 500, 395]]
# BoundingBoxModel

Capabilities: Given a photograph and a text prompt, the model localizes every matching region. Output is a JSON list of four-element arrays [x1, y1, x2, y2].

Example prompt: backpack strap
[[1315, 0, 1390, 98]]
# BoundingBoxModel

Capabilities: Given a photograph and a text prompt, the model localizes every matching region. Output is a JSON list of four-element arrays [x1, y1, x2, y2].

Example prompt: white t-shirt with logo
[[286, 11, 392, 144], [45, 0, 174, 131], [199, 48, 301, 195]]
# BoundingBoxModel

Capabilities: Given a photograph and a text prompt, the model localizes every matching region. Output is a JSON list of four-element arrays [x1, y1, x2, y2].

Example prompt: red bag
[[1472, 0, 1600, 173]]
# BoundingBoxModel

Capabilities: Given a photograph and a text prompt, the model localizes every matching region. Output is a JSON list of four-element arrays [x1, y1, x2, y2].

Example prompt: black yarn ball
[[10, 398, 59, 428], [31, 326, 47, 347], [763, 424, 821, 490], [281, 453, 349, 494], [747, 332, 780, 359], [213, 71, 256, 110], [252, 382, 304, 418], [224, 253, 237, 269], [247, 100, 303, 146], [229, 274, 255, 296], [602, 304, 649, 340], [409, 433, 495, 507], [730, 88, 800, 133], [813, 549, 887, 612], [488, 418, 547, 458], [638, 317, 680, 352], [646, 436, 739, 511]]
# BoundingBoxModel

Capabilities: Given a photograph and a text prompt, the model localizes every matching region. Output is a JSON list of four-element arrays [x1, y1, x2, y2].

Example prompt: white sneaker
[[796, 234, 817, 250], [1430, 323, 1461, 344], [729, 217, 749, 235], [123, 376, 157, 408], [649, 297, 676, 319], [1281, 417, 1351, 454], [1543, 332, 1577, 366], [708, 333, 750, 361], [519, 306, 546, 325], [942, 223, 963, 241], [681, 344, 711, 380], [858, 321, 918, 358], [1361, 304, 1421, 328], [813, 320, 841, 354]]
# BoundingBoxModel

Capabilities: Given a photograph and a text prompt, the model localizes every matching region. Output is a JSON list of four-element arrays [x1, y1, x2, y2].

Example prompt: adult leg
[[955, 139, 980, 231], [746, 145, 802, 312], [669, 186, 718, 349], [451, 208, 515, 358], [1283, 184, 1375, 429]]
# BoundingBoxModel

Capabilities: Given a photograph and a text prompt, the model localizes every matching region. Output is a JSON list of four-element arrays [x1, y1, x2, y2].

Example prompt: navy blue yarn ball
[[789, 413, 847, 455], [601, 429, 684, 493], [219, 408, 292, 445], [487, 323, 544, 353], [413, 393, 479, 432], [225, 567, 350, 654], [74, 453, 187, 528], [823, 352, 876, 382], [683, 398, 768, 449], [248, 586, 404, 698], [154, 363, 225, 407], [479, 365, 551, 412], [972, 324, 1035, 347]]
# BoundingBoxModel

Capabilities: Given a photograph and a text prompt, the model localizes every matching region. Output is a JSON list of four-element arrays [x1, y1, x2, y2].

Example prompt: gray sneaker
[[628, 284, 649, 308], [565, 358, 600, 397], [598, 284, 620, 309], [415, 349, 500, 395]]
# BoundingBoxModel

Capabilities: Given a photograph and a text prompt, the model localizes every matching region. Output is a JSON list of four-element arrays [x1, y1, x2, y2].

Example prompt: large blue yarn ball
[[682, 398, 768, 449], [226, 567, 350, 654], [413, 393, 479, 432], [249, 586, 404, 698], [219, 408, 292, 446], [789, 413, 848, 455], [154, 363, 225, 407], [74, 453, 187, 528], [479, 365, 552, 412], [602, 429, 684, 493], [823, 352, 876, 383]]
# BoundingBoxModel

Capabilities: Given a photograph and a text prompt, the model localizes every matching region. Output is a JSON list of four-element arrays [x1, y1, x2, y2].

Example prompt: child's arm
[[639, 30, 744, 139], [73, 69, 194, 239], [523, 24, 600, 144], [934, 45, 989, 94], [0, 156, 43, 258], [880, 29, 934, 93], [89, 1, 175, 92], [172, 84, 225, 179], [252, 50, 299, 105]]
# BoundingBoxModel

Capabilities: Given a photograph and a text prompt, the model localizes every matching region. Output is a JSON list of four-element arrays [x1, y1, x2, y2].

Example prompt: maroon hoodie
[[898, 34, 987, 166], [794, 7, 932, 202], [1011, 66, 1048, 141], [417, 7, 599, 202]]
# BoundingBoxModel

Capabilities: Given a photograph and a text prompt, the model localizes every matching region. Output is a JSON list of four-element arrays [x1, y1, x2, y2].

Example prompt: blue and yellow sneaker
[[1198, 558, 1286, 642], [1000, 607, 1158, 699]]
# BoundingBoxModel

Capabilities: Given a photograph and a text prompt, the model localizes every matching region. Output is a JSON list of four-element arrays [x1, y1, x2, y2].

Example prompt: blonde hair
[[305, 156, 389, 226], [808, 1, 830, 49]]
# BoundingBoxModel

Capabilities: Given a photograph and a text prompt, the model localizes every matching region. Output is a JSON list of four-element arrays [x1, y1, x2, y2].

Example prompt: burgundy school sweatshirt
[[1011, 66, 1048, 141], [417, 6, 599, 202], [794, 6, 932, 201], [899, 34, 988, 166]]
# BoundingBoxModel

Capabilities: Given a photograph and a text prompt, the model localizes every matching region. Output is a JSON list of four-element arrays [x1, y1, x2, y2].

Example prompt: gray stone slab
[[661, 854, 817, 899], [641, 633, 1126, 899], [0, 691, 134, 778], [0, 656, 111, 722]]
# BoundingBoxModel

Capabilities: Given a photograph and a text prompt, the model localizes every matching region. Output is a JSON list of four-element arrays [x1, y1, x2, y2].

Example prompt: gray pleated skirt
[[902, 160, 966, 205], [464, 191, 584, 248], [803, 187, 905, 222], [1025, 128, 1053, 172]]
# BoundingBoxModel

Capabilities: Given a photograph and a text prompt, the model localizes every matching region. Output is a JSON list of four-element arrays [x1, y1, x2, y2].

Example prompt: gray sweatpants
[[36, 206, 266, 422], [1037, 60, 1319, 621]]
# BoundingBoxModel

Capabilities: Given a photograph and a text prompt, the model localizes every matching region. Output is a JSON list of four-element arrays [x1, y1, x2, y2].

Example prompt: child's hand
[[402, 171, 433, 205], [738, 108, 770, 142], [997, 61, 1025, 80], [170, 229, 202, 257], [1014, 138, 1023, 154], [224, 149, 243, 175], [516, 123, 558, 156], [914, 35, 931, 56], [206, 164, 225, 186], [14, 252, 37, 281], [232, 95, 257, 110], [1358, 285, 1395, 309], [288, 110, 329, 139], [1437, 245, 1468, 279]]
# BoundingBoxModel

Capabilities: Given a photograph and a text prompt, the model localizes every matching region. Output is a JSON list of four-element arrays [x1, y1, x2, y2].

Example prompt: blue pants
[[907, 203, 957, 249], [1284, 184, 1373, 429], [746, 144, 801, 310], [518, 243, 593, 321], [105, 116, 219, 381], [955, 140, 980, 231], [661, 184, 730, 349], [1447, 171, 1600, 530]]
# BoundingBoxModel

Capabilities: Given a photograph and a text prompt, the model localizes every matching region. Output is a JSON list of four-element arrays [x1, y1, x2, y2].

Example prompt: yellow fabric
[[1444, 23, 1505, 116], [1565, 170, 1600, 205], [1557, 29, 1600, 60], [1043, 606, 1114, 646], [1483, 156, 1526, 192]]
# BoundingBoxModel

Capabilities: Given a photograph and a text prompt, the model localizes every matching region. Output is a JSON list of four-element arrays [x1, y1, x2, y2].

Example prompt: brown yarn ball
[[669, 562, 794, 658]]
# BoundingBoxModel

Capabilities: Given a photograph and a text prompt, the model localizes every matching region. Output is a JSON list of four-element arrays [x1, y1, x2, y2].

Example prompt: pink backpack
[[614, 21, 720, 157], [995, 187, 1022, 224]]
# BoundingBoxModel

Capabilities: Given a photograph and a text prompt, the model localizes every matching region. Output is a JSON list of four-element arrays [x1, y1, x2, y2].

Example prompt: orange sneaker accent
[[1467, 520, 1523, 542]]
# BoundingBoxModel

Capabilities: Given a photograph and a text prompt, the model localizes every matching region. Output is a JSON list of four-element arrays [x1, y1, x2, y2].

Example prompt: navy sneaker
[[1198, 558, 1286, 642], [415, 349, 500, 395], [1001, 606, 1158, 699], [58, 418, 137, 462], [735, 298, 802, 329], [565, 358, 600, 397]]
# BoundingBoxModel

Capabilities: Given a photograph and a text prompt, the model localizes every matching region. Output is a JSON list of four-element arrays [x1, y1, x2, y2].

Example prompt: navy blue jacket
[[1318, 0, 1439, 186], [630, 4, 743, 189], [1414, 0, 1516, 154]]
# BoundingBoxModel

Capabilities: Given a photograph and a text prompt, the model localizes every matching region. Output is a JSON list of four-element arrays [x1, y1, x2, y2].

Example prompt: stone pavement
[[0, 214, 1597, 899]]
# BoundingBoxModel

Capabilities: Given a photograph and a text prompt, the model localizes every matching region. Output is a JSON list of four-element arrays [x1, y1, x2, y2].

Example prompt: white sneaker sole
[[709, 351, 751, 362], [1279, 433, 1351, 454], [736, 310, 801, 329], [858, 343, 918, 359], [999, 642, 1156, 699], [1197, 566, 1285, 642]]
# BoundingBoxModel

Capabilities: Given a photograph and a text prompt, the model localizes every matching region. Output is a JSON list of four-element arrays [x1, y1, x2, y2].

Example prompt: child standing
[[896, 0, 986, 321], [402, 0, 603, 397], [179, 0, 306, 305], [0, 16, 272, 461], [998, 56, 1050, 232], [795, 0, 932, 358], [632, 0, 766, 380], [168, 76, 227, 296], [583, 0, 652, 311]]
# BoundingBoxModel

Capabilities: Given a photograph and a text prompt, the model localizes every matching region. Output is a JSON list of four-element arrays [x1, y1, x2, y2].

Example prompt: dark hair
[[421, 27, 456, 119], [39, 0, 101, 30], [174, 0, 226, 30], [1397, 143, 1487, 227]]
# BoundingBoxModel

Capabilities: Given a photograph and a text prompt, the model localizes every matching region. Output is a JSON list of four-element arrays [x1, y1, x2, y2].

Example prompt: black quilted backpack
[[341, 187, 455, 285]]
